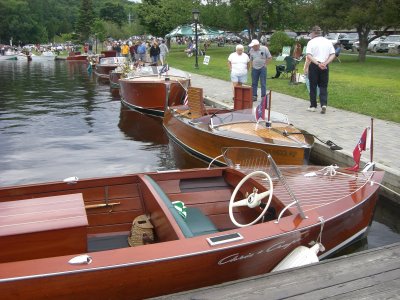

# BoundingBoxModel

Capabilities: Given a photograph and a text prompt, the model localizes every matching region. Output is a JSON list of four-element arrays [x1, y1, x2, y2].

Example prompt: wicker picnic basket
[[128, 214, 154, 247]]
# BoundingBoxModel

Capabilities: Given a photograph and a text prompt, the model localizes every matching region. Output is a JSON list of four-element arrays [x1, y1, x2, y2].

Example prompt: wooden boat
[[66, 51, 88, 61], [110, 67, 123, 89], [0, 50, 17, 61], [0, 148, 384, 299], [0, 55, 17, 61], [101, 50, 117, 58], [119, 66, 191, 116], [95, 57, 127, 79], [163, 87, 314, 166]]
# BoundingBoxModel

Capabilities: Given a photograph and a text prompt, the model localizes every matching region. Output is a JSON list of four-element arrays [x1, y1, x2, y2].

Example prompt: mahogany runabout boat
[[163, 88, 314, 166], [66, 51, 88, 61], [95, 57, 127, 79], [110, 70, 122, 88], [101, 50, 117, 58], [0, 148, 383, 299], [109, 67, 123, 89], [119, 66, 190, 116]]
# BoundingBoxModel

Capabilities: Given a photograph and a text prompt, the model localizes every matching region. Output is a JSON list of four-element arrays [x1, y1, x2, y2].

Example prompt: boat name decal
[[270, 150, 297, 158], [218, 238, 301, 265]]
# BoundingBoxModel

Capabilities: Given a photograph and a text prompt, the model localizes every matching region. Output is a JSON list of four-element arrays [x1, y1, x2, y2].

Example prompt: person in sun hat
[[248, 39, 272, 102], [305, 26, 335, 114]]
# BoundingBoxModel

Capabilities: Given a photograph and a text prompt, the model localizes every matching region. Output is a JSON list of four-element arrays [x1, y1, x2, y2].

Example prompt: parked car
[[375, 35, 400, 53], [284, 31, 298, 39], [325, 33, 347, 45], [353, 35, 386, 52], [260, 34, 271, 45], [296, 34, 311, 42], [225, 33, 242, 44], [339, 32, 359, 50]]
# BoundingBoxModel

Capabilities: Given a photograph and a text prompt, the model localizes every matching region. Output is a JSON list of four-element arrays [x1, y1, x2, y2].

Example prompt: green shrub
[[297, 38, 309, 49], [268, 31, 295, 55]]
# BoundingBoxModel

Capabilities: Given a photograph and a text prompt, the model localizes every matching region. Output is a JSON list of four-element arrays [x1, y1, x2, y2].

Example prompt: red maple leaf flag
[[347, 127, 371, 171], [255, 96, 266, 121]]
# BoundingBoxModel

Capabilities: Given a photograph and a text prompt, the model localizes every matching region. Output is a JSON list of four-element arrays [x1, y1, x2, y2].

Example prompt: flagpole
[[370, 118, 374, 163], [266, 90, 272, 128]]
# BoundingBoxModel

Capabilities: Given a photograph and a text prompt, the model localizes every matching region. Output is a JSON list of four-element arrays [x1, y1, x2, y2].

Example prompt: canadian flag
[[255, 94, 270, 121], [255, 97, 265, 121], [347, 127, 371, 171]]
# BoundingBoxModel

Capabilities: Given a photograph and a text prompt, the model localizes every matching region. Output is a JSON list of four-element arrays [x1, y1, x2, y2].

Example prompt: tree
[[318, 0, 400, 62], [230, 0, 272, 40], [26, 0, 78, 42], [76, 0, 96, 42], [138, 0, 201, 37], [99, 2, 127, 27], [0, 0, 49, 44], [200, 1, 244, 31]]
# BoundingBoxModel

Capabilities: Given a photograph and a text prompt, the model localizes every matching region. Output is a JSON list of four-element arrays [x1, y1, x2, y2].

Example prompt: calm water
[[0, 59, 399, 252], [0, 60, 205, 187]]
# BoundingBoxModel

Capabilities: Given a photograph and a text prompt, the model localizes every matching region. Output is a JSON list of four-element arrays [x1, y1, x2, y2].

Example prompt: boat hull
[[66, 53, 88, 61], [163, 108, 312, 165], [31, 56, 56, 61], [110, 71, 122, 89], [101, 50, 117, 57], [119, 77, 190, 117], [0, 55, 17, 61], [0, 167, 384, 299], [95, 64, 119, 79]]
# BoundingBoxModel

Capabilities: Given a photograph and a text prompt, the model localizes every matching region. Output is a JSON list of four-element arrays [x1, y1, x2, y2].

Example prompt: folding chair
[[281, 56, 298, 79], [275, 46, 291, 61]]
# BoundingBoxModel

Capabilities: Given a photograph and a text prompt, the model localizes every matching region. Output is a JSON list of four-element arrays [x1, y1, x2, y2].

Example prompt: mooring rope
[[309, 165, 400, 198]]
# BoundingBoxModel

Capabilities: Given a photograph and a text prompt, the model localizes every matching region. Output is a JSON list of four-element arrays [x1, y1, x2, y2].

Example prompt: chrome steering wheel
[[229, 171, 273, 227]]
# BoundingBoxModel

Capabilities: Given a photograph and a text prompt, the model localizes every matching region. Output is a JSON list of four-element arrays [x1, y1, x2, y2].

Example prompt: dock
[[156, 242, 400, 299]]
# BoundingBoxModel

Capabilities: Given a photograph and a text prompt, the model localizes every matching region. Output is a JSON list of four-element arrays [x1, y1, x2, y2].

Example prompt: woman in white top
[[228, 44, 250, 97]]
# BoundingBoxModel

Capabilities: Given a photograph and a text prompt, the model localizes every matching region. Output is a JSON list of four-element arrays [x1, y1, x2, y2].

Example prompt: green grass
[[166, 44, 400, 123]]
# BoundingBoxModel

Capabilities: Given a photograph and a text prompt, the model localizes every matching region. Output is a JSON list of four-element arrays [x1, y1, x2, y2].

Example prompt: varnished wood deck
[[156, 242, 400, 299], [216, 123, 308, 145], [240, 166, 375, 211]]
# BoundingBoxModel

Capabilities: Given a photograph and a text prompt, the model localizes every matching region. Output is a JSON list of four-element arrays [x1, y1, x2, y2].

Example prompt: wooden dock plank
[[155, 242, 400, 299]]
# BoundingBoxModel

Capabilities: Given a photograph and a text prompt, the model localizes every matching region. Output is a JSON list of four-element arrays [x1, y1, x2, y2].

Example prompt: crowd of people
[[103, 38, 169, 66], [227, 25, 337, 115]]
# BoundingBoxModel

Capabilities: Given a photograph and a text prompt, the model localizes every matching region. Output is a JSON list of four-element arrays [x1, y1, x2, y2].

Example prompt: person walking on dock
[[159, 40, 169, 65], [305, 26, 335, 114]]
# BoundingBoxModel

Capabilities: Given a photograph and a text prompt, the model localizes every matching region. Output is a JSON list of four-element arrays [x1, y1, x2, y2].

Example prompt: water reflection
[[0, 60, 178, 185], [118, 106, 169, 145]]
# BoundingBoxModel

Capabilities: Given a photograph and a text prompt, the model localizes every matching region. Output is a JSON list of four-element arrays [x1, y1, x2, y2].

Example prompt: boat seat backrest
[[187, 87, 206, 119], [143, 175, 218, 238]]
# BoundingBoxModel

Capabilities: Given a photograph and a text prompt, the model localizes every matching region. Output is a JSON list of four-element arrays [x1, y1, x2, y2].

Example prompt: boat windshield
[[210, 109, 289, 127], [100, 57, 127, 64], [128, 66, 189, 79]]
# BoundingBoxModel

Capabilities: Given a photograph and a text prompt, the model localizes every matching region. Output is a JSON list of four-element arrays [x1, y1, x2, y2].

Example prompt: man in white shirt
[[306, 26, 336, 114], [228, 44, 250, 98]]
